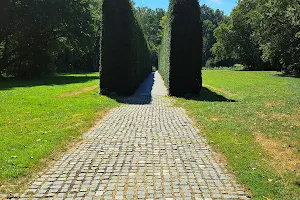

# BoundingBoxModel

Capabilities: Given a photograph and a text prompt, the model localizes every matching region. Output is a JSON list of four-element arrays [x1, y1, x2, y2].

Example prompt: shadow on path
[[0, 74, 98, 90], [134, 73, 155, 96], [106, 73, 157, 105], [107, 94, 152, 105], [188, 87, 236, 102]]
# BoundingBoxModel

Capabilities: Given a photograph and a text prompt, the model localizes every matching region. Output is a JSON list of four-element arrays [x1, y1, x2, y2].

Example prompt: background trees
[[135, 7, 165, 67], [201, 5, 227, 68], [0, 0, 101, 78], [212, 0, 264, 70], [0, 0, 299, 78], [253, 0, 300, 75], [211, 0, 299, 76]]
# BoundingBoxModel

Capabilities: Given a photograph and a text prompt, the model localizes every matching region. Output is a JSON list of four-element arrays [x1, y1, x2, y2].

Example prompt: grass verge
[[0, 73, 118, 194], [176, 70, 300, 199]]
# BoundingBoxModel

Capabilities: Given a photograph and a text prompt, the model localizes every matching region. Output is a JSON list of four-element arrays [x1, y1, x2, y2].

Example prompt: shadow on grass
[[273, 73, 300, 78], [187, 87, 236, 102], [0, 75, 99, 90]]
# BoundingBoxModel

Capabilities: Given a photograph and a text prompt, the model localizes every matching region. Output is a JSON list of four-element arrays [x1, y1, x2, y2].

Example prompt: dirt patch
[[57, 85, 98, 98], [264, 101, 285, 107], [255, 133, 299, 174], [271, 113, 300, 127], [203, 84, 236, 97], [209, 116, 224, 122]]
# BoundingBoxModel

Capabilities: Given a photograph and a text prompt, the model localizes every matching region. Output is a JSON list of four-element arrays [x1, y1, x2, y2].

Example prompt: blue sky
[[133, 0, 237, 15]]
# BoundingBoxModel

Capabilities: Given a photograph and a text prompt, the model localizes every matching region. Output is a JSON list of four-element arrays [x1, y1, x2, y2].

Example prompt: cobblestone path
[[18, 73, 249, 200]]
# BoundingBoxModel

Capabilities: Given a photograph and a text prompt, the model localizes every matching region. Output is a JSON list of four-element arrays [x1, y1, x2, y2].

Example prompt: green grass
[[0, 73, 118, 192], [176, 70, 300, 199]]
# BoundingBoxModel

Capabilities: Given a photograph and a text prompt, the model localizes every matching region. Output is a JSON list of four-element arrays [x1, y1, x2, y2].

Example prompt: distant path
[[135, 71, 168, 96], [17, 72, 249, 199]]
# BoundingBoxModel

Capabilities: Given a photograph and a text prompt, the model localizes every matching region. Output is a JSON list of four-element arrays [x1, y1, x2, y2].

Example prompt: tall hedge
[[100, 0, 151, 96], [159, 0, 203, 97]]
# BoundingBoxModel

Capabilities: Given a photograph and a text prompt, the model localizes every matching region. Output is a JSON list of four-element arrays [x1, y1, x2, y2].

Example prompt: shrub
[[100, 0, 151, 96], [159, 0, 203, 97]]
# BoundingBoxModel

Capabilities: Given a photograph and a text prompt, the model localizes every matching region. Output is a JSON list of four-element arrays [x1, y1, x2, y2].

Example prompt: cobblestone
[[13, 72, 250, 199], [16, 94, 250, 199]]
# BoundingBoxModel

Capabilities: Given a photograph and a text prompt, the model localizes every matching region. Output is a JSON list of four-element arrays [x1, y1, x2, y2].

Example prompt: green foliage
[[212, 0, 264, 70], [0, 0, 101, 78], [201, 5, 227, 67], [100, 0, 151, 96], [159, 0, 203, 97], [135, 7, 165, 67], [253, 0, 300, 76], [212, 0, 300, 75]]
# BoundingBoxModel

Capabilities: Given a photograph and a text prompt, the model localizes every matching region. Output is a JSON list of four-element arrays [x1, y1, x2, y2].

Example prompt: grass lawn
[[0, 73, 118, 193], [177, 70, 300, 199]]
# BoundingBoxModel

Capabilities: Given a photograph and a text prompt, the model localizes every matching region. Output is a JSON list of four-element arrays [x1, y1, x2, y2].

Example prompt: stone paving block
[[13, 94, 249, 200]]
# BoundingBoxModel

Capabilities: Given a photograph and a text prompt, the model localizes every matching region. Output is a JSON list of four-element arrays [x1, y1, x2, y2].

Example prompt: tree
[[253, 0, 300, 75], [135, 7, 165, 67], [200, 5, 226, 67], [212, 0, 299, 75], [212, 0, 264, 69], [0, 0, 101, 78]]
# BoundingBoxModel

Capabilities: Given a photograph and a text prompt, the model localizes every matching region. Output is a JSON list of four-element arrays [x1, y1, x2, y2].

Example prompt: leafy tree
[[200, 5, 226, 67], [212, 0, 264, 69], [135, 7, 165, 67], [211, 23, 234, 63], [212, 0, 299, 75], [253, 0, 300, 75], [0, 0, 101, 78]]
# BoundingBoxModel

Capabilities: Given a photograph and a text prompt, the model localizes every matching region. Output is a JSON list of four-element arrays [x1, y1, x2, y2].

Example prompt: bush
[[100, 0, 151, 96], [159, 0, 203, 97]]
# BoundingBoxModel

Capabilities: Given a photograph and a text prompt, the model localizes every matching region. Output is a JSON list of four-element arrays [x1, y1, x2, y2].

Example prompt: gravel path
[[16, 72, 249, 199]]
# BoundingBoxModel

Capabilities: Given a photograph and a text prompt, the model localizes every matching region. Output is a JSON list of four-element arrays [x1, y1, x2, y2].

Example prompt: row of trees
[[135, 7, 165, 67], [159, 0, 202, 97], [0, 0, 165, 79], [211, 0, 300, 76], [100, 0, 151, 96], [0, 0, 101, 78], [1, 0, 298, 79], [201, 5, 228, 68]]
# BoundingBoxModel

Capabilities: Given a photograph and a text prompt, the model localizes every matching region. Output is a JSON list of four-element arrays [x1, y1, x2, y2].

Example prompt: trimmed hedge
[[100, 0, 151, 96], [159, 0, 203, 97]]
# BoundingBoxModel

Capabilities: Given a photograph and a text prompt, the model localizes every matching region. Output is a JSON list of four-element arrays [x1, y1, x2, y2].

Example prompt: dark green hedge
[[100, 0, 151, 96], [159, 0, 203, 97]]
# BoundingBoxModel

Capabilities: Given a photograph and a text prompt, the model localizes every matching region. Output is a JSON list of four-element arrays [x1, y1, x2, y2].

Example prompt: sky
[[133, 0, 237, 15]]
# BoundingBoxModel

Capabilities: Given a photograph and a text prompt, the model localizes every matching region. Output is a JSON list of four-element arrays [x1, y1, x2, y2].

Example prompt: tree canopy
[[211, 0, 300, 76], [1, 0, 299, 78], [0, 0, 101, 78], [135, 7, 165, 67]]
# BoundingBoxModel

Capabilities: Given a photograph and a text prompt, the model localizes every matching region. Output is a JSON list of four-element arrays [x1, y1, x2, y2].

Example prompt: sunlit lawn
[[0, 73, 118, 193], [177, 70, 300, 199]]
